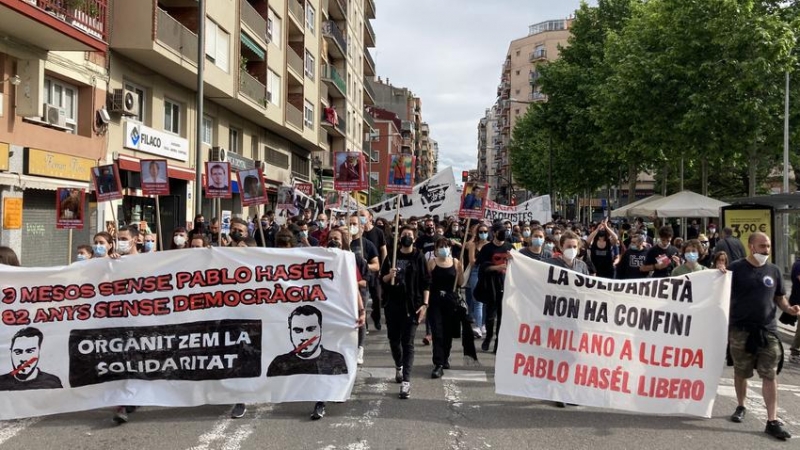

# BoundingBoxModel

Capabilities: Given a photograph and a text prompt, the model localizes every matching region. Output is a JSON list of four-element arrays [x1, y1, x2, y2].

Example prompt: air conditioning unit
[[255, 160, 267, 172], [43, 104, 66, 127], [210, 146, 227, 162], [111, 89, 140, 116]]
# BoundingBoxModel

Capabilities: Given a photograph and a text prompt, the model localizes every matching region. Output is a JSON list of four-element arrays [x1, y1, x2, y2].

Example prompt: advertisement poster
[[721, 205, 774, 260], [55, 188, 85, 230]]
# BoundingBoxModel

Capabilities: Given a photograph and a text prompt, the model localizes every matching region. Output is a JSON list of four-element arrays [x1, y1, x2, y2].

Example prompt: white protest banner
[[496, 258, 730, 418], [485, 195, 551, 224], [368, 167, 460, 219], [0, 248, 358, 420]]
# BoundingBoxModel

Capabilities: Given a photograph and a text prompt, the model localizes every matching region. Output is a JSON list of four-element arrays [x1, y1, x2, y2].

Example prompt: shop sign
[[124, 120, 189, 162], [25, 148, 94, 181]]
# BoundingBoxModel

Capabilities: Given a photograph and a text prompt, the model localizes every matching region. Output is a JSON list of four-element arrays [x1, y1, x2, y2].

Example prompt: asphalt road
[[2, 323, 800, 450]]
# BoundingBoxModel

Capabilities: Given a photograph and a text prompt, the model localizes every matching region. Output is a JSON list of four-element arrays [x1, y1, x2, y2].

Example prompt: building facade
[[0, 0, 376, 265]]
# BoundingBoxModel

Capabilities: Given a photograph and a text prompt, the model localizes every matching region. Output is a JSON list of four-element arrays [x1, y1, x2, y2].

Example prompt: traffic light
[[462, 171, 469, 182]]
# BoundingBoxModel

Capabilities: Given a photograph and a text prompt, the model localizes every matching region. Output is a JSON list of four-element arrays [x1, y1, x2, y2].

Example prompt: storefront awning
[[240, 32, 266, 60], [117, 155, 196, 182], [0, 173, 90, 191]]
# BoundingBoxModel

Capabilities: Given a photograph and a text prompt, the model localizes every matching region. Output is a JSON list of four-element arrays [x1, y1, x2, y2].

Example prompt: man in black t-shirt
[[0, 327, 62, 391], [358, 209, 387, 329], [641, 225, 680, 278], [267, 305, 347, 377], [727, 232, 799, 440], [617, 233, 648, 279], [414, 218, 438, 260], [475, 222, 513, 353]]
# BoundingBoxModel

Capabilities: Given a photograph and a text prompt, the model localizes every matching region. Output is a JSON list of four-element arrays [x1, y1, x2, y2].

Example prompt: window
[[305, 3, 315, 34], [123, 81, 147, 123], [268, 8, 281, 47], [267, 69, 281, 105], [304, 100, 314, 128], [266, 147, 289, 168], [291, 152, 310, 177], [205, 19, 230, 72], [164, 99, 181, 134], [201, 115, 213, 145], [44, 77, 78, 133], [229, 128, 241, 154], [304, 50, 315, 80], [515, 70, 520, 75]]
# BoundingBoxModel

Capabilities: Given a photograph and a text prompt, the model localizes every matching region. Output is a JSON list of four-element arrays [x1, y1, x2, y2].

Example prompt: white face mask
[[563, 247, 578, 261], [116, 240, 131, 255], [173, 235, 187, 247], [753, 253, 769, 266], [349, 225, 360, 236]]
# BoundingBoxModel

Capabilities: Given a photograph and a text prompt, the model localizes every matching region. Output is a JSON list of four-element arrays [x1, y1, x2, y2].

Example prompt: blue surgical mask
[[92, 244, 107, 257], [523, 230, 531, 238], [437, 247, 451, 258], [359, 216, 368, 225], [544, 243, 555, 251], [76, 253, 88, 261], [299, 231, 308, 238], [144, 241, 155, 252], [532, 237, 544, 247], [479, 232, 488, 241], [685, 252, 699, 263]]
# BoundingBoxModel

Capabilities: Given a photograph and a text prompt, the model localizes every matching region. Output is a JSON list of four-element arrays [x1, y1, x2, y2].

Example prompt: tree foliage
[[510, 0, 800, 202]]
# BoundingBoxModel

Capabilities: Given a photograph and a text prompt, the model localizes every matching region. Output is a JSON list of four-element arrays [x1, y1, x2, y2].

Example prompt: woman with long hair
[[464, 223, 490, 337], [426, 238, 465, 378], [92, 232, 115, 258]]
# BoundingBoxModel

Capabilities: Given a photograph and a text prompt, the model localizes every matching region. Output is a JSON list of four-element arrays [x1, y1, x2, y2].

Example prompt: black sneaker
[[443, 360, 450, 370], [730, 405, 746, 423], [371, 312, 382, 331], [395, 367, 403, 383], [112, 406, 128, 425], [481, 338, 491, 352], [311, 402, 326, 420], [765, 420, 792, 440], [555, 401, 566, 408], [431, 365, 444, 379], [230, 403, 247, 419], [124, 406, 138, 414]]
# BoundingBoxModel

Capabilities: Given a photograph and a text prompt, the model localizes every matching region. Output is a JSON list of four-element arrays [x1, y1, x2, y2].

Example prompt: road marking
[[0, 418, 40, 446], [356, 367, 396, 381], [187, 413, 233, 450], [444, 379, 470, 450], [221, 404, 272, 450], [443, 370, 488, 383]]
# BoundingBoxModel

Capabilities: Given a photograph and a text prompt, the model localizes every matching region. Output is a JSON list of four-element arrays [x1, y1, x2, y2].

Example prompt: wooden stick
[[67, 229, 73, 265], [155, 196, 163, 252], [391, 195, 401, 286], [258, 204, 267, 247], [109, 200, 118, 251], [453, 217, 471, 291], [216, 197, 222, 247]]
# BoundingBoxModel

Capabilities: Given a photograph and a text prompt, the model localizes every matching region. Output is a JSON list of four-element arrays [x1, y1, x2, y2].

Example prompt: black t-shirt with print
[[729, 259, 785, 332]]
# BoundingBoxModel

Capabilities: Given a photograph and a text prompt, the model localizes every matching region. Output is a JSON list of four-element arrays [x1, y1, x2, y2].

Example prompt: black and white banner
[[368, 168, 461, 219], [0, 248, 358, 419]]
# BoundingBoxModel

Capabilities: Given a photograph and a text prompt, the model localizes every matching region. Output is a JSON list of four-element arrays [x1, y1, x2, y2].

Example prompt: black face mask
[[425, 227, 435, 235], [400, 236, 414, 248], [136, 243, 144, 252], [230, 230, 244, 242], [327, 240, 342, 249], [494, 231, 506, 242]]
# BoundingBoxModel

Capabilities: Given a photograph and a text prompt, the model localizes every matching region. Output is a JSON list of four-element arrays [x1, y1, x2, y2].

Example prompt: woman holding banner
[[92, 232, 115, 258]]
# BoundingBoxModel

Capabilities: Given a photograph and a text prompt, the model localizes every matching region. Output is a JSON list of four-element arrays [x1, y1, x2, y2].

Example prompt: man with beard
[[267, 305, 347, 376], [0, 327, 62, 390]]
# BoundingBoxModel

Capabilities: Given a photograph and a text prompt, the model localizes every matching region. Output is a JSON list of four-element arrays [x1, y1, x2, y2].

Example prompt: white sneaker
[[357, 346, 364, 365], [471, 325, 482, 338], [480, 325, 486, 335], [399, 381, 411, 399]]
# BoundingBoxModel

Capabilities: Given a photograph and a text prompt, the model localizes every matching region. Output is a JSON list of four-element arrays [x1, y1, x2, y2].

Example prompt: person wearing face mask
[[115, 226, 140, 257], [228, 218, 250, 248], [465, 224, 490, 338], [347, 215, 380, 273], [520, 225, 533, 248], [475, 222, 514, 353], [142, 233, 157, 253], [616, 233, 649, 279], [92, 232, 115, 258], [189, 215, 208, 240], [519, 225, 552, 261], [254, 213, 279, 248], [546, 231, 589, 275], [294, 220, 319, 247], [640, 226, 680, 278], [75, 244, 93, 262], [413, 218, 438, 259], [380, 226, 431, 399], [443, 220, 464, 260], [671, 240, 706, 276], [170, 227, 189, 250], [312, 213, 330, 246], [726, 232, 800, 440], [358, 209, 388, 330], [544, 236, 558, 255]]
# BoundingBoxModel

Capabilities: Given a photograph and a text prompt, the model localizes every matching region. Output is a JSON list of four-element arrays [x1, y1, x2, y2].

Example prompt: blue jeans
[[466, 267, 483, 327]]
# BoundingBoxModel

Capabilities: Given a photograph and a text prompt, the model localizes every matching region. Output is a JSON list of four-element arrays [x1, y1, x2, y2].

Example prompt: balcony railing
[[530, 49, 547, 61], [240, 0, 266, 38], [239, 69, 266, 105], [286, 103, 303, 129], [287, 47, 304, 77], [156, 8, 198, 64], [364, 19, 376, 47], [34, 0, 108, 41], [363, 111, 376, 130], [363, 78, 376, 103], [329, 0, 347, 20], [322, 20, 347, 58], [529, 70, 540, 84], [364, 0, 376, 19], [321, 64, 346, 96], [529, 91, 548, 102], [336, 110, 347, 135], [287, 0, 304, 27], [364, 48, 376, 75]]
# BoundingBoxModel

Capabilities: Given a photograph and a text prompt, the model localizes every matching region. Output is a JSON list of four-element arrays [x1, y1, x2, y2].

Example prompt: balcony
[[364, 19, 376, 48], [0, 0, 108, 51], [363, 78, 376, 105], [286, 102, 303, 130], [364, 48, 376, 77], [529, 91, 548, 102], [365, 0, 375, 19], [321, 108, 345, 138], [155, 8, 198, 64], [287, 0, 304, 30], [363, 110, 376, 131], [318, 128, 329, 150], [240, 0, 267, 45], [313, 150, 333, 170], [287, 47, 304, 81], [321, 64, 346, 98], [322, 20, 347, 60], [530, 70, 540, 84], [329, 0, 346, 21], [530, 48, 547, 62], [239, 69, 267, 106]]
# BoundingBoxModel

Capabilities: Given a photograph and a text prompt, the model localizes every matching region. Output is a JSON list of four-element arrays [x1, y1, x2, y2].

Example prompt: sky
[[371, 0, 593, 182]]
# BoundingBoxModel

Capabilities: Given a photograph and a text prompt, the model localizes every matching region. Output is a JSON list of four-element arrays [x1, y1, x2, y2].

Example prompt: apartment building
[[368, 77, 437, 183], [0, 0, 376, 265], [476, 106, 499, 193], [0, 0, 109, 266]]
